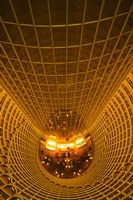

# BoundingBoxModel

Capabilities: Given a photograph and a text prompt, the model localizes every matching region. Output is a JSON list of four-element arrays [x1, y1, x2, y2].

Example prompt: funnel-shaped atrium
[[0, 0, 133, 199]]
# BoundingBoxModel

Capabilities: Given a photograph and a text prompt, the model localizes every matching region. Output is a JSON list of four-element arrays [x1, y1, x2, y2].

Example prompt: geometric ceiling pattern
[[0, 0, 133, 200], [1, 0, 133, 136]]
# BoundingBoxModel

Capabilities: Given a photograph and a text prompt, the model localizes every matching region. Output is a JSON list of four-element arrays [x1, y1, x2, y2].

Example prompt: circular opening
[[39, 132, 93, 179]]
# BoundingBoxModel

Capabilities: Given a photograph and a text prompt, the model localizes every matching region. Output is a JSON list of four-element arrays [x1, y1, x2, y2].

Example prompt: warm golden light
[[40, 133, 93, 179], [47, 140, 56, 147], [49, 135, 56, 140], [57, 142, 74, 149], [46, 144, 56, 150], [75, 137, 86, 148], [45, 134, 87, 150], [75, 138, 84, 144]]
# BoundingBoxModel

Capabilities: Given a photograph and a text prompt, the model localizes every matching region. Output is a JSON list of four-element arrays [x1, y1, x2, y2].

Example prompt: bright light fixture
[[46, 144, 56, 150], [47, 140, 56, 147], [57, 142, 74, 149], [75, 138, 84, 144]]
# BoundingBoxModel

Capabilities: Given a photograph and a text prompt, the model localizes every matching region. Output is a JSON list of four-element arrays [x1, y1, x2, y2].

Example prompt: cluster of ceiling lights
[[40, 134, 93, 178], [45, 135, 86, 151]]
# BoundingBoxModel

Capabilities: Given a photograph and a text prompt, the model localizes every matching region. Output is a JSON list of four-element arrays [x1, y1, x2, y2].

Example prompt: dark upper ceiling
[[0, 0, 133, 135]]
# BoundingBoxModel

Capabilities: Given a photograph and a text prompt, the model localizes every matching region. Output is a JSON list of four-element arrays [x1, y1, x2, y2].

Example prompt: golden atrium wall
[[0, 72, 133, 199], [0, 0, 133, 199]]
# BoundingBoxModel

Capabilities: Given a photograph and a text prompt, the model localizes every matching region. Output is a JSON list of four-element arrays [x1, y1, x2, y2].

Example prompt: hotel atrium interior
[[0, 0, 133, 199]]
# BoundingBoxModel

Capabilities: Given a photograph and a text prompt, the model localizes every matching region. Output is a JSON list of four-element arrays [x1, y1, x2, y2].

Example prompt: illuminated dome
[[39, 132, 93, 178], [0, 0, 133, 199]]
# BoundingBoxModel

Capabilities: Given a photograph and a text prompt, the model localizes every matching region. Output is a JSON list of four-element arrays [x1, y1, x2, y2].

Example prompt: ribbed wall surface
[[0, 72, 132, 199], [0, 0, 133, 199], [0, 0, 133, 134]]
